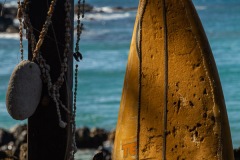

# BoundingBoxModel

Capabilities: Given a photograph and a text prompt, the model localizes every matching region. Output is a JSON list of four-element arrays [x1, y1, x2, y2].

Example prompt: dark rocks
[[0, 16, 13, 32], [9, 124, 27, 141], [93, 146, 111, 160], [0, 3, 18, 19], [0, 125, 27, 160], [0, 2, 137, 33], [234, 147, 240, 160], [75, 127, 108, 149], [12, 129, 27, 157], [5, 26, 18, 33], [74, 3, 94, 14], [2, 124, 239, 159], [0, 129, 14, 147], [75, 127, 91, 148], [0, 150, 16, 160], [4, 124, 27, 157], [0, 3, 16, 32], [107, 129, 115, 143], [1, 124, 114, 159], [91, 128, 108, 148], [92, 151, 104, 160], [112, 6, 137, 12]]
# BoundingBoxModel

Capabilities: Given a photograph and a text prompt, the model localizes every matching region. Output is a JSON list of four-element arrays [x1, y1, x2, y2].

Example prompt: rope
[[162, 0, 168, 159]]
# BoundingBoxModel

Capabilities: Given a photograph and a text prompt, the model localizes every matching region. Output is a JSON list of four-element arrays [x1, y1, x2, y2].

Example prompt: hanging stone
[[6, 60, 42, 120]]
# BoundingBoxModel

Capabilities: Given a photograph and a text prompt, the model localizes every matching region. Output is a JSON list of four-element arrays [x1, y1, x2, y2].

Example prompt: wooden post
[[27, 0, 73, 159]]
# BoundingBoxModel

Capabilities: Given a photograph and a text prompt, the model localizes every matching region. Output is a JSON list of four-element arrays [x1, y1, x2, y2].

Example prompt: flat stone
[[6, 60, 42, 120]]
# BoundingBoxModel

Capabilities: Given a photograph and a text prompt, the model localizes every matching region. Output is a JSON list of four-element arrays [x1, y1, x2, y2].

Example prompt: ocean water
[[0, 0, 239, 153]]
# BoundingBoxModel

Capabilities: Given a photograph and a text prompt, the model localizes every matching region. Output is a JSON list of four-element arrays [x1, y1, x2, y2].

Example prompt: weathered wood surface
[[28, 0, 73, 159]]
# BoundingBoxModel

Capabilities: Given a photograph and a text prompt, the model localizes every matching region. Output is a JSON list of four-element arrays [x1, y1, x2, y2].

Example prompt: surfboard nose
[[113, 0, 234, 159]]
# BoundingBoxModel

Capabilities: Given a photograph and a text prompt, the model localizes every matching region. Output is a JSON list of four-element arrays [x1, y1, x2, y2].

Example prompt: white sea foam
[[78, 29, 111, 39], [195, 5, 207, 10], [0, 33, 19, 40], [75, 149, 95, 160], [93, 6, 115, 13], [13, 19, 20, 26], [80, 6, 132, 21], [94, 95, 119, 104], [3, 1, 18, 8], [83, 12, 131, 21]]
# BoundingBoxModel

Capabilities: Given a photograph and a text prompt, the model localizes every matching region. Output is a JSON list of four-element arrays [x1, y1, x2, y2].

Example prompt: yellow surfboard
[[113, 0, 234, 159]]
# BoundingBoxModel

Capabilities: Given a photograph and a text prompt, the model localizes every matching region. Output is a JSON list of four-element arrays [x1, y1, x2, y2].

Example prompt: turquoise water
[[0, 0, 239, 149]]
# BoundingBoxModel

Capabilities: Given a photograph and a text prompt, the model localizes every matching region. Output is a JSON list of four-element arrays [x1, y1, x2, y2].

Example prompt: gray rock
[[12, 130, 27, 157], [0, 125, 27, 159], [74, 3, 93, 14], [9, 124, 27, 140], [94, 146, 111, 160], [92, 151, 103, 160], [107, 130, 115, 143], [112, 6, 137, 12], [0, 16, 13, 32], [6, 60, 42, 120], [91, 128, 108, 148], [75, 127, 91, 148], [75, 127, 109, 149], [0, 3, 18, 19], [6, 26, 18, 33]]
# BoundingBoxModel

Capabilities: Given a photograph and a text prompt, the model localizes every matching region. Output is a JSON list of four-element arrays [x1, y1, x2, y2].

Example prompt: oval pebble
[[6, 60, 42, 120]]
